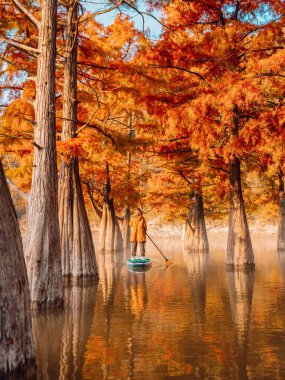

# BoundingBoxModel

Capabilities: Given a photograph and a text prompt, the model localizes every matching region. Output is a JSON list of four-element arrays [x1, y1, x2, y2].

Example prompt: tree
[[136, 0, 285, 267], [58, 0, 98, 281], [0, 160, 35, 377]]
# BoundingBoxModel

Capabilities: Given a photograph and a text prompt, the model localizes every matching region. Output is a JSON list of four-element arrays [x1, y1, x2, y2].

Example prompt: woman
[[129, 208, 147, 257]]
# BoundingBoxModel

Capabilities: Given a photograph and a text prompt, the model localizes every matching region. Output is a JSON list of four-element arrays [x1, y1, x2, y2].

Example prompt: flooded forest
[[0, 0, 285, 379]]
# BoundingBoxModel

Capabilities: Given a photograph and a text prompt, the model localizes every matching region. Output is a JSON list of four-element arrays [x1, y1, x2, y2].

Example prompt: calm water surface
[[32, 233, 285, 380]]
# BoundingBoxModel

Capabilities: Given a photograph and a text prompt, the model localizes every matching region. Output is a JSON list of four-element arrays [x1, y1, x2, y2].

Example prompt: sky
[[82, 0, 163, 39]]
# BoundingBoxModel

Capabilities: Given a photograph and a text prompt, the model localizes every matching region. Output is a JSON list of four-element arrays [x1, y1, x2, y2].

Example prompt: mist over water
[[32, 233, 285, 379]]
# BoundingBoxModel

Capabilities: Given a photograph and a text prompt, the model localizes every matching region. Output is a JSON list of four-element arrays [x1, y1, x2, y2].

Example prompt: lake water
[[31, 233, 285, 380]]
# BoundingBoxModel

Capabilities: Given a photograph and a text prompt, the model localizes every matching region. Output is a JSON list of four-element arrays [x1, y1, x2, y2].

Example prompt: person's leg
[[140, 242, 146, 257], [131, 242, 137, 257]]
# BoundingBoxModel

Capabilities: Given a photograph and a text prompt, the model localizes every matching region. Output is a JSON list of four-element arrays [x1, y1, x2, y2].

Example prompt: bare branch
[[0, 85, 23, 90], [6, 177, 28, 201], [124, 0, 177, 36], [179, 170, 193, 186], [11, 0, 40, 29], [74, 105, 100, 136], [85, 181, 103, 219], [147, 64, 210, 85], [79, 0, 124, 25], [0, 36, 39, 55], [0, 132, 33, 139]]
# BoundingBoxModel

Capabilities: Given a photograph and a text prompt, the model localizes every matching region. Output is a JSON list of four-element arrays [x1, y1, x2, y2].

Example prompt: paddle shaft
[[146, 233, 168, 263]]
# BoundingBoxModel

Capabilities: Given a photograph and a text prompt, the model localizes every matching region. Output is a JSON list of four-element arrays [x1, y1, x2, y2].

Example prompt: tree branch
[[147, 64, 210, 84], [76, 120, 115, 144], [123, 1, 176, 36], [0, 36, 39, 55], [11, 0, 40, 29], [79, 0, 124, 25], [85, 182, 103, 219], [6, 177, 28, 201], [179, 170, 193, 186]]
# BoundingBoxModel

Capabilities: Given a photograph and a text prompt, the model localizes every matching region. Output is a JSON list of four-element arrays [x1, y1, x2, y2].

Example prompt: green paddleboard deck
[[127, 257, 152, 267]]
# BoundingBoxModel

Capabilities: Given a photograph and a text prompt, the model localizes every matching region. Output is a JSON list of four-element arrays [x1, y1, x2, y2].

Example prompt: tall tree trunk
[[122, 145, 131, 249], [99, 163, 123, 251], [24, 0, 63, 309], [277, 171, 285, 251], [184, 191, 209, 253], [122, 206, 131, 249], [58, 0, 98, 282], [0, 161, 35, 377], [226, 106, 254, 269], [227, 270, 254, 380]]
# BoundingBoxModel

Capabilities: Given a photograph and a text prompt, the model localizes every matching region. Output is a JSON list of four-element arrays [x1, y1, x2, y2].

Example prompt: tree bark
[[226, 158, 254, 269], [122, 206, 131, 249], [277, 171, 285, 251], [226, 106, 254, 269], [99, 163, 123, 251], [0, 161, 35, 377], [184, 191, 209, 253], [24, 0, 63, 309], [58, 0, 98, 282]]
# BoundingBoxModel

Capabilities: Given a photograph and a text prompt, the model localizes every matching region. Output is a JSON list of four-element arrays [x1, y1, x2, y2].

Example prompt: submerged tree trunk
[[99, 163, 123, 251], [226, 106, 254, 269], [0, 161, 35, 377], [226, 157, 254, 269], [24, 0, 63, 309], [58, 0, 98, 282], [184, 191, 209, 253], [277, 172, 285, 251]]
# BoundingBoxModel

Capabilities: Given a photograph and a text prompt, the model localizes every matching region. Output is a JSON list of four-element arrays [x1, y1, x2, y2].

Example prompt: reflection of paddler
[[129, 273, 148, 319], [130, 208, 147, 257]]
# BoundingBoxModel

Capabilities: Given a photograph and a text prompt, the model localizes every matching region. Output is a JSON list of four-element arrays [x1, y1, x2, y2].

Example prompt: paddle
[[146, 233, 169, 264]]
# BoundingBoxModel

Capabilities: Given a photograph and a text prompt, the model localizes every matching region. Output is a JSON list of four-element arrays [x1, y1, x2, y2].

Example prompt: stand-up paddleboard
[[127, 257, 152, 268]]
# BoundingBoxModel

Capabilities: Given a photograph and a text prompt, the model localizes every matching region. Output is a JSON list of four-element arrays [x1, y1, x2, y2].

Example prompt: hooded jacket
[[129, 215, 147, 242]]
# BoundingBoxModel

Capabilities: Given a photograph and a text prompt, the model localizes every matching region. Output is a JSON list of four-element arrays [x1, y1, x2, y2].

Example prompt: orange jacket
[[130, 216, 147, 242]]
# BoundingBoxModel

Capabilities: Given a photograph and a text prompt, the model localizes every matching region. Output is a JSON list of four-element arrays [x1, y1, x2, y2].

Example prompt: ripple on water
[[31, 236, 285, 380]]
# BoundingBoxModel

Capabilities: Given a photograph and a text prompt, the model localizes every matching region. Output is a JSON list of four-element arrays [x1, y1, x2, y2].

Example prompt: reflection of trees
[[183, 248, 208, 323], [32, 310, 64, 380], [278, 251, 285, 281], [97, 250, 124, 307], [32, 284, 97, 380], [83, 250, 125, 379], [227, 270, 254, 380]]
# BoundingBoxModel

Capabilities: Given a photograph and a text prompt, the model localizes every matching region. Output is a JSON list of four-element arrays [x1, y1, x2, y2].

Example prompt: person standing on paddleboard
[[130, 208, 147, 258]]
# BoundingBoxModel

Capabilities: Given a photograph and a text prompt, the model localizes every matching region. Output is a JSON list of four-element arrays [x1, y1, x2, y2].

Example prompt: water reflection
[[31, 237, 285, 380], [227, 270, 254, 380], [32, 285, 97, 380], [183, 248, 208, 322]]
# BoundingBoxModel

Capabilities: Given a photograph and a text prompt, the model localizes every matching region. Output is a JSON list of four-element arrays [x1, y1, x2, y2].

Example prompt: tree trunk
[[99, 164, 123, 251], [122, 206, 131, 249], [277, 172, 285, 251], [226, 106, 254, 269], [227, 270, 254, 380], [58, 0, 98, 282], [184, 191, 209, 253], [24, 0, 63, 309], [0, 161, 35, 377], [226, 157, 254, 269]]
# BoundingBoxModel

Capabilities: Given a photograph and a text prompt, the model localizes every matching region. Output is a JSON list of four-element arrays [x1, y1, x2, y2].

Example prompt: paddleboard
[[127, 257, 152, 268]]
